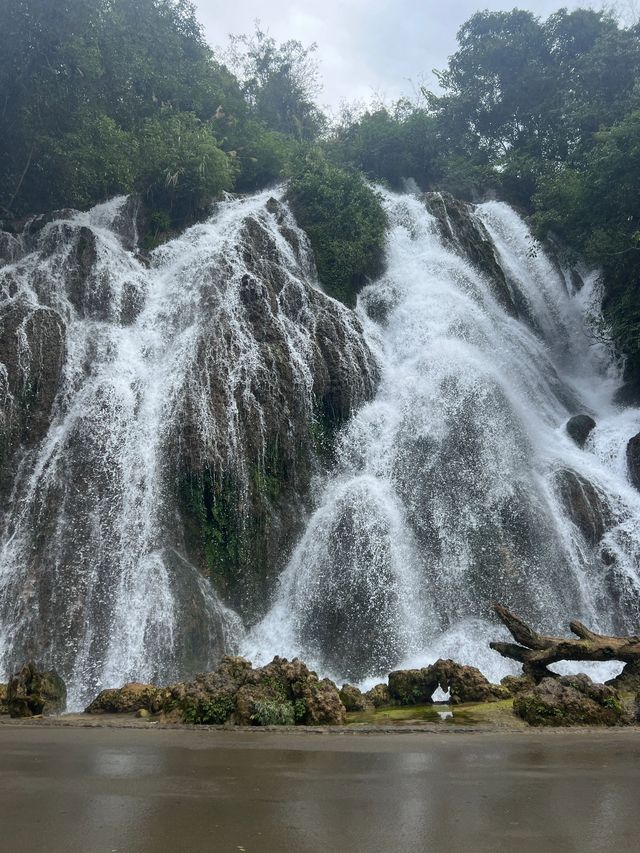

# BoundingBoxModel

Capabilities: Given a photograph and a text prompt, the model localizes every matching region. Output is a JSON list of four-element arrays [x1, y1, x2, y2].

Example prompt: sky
[[193, 0, 609, 111]]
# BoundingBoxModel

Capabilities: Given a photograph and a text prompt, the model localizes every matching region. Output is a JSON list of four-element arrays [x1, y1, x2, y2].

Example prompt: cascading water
[[0, 190, 375, 708], [245, 190, 640, 685]]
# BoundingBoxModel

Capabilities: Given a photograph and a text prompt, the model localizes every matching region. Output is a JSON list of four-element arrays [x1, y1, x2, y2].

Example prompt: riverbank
[[1, 724, 639, 852]]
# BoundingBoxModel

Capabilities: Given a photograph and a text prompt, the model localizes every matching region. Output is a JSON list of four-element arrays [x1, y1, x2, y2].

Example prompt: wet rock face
[[175, 199, 377, 620], [555, 469, 611, 545], [626, 433, 640, 491], [7, 662, 66, 717], [0, 193, 375, 705], [513, 674, 626, 726], [0, 295, 66, 499], [388, 659, 509, 706], [86, 655, 347, 726], [424, 192, 516, 315], [566, 414, 596, 447]]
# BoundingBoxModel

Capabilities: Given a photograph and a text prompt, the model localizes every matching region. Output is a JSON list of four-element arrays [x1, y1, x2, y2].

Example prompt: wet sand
[[1, 724, 639, 852]]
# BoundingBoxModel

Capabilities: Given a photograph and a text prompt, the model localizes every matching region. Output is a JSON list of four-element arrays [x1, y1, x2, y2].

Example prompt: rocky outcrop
[[388, 659, 508, 706], [339, 683, 373, 712], [85, 682, 165, 714], [607, 661, 640, 693], [555, 468, 611, 545], [85, 656, 346, 726], [365, 683, 392, 708], [626, 432, 640, 491], [566, 414, 596, 447], [424, 192, 517, 315], [7, 662, 66, 717], [513, 674, 625, 726]]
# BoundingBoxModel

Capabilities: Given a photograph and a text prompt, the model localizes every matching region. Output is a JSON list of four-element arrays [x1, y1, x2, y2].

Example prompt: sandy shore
[[0, 722, 639, 852]]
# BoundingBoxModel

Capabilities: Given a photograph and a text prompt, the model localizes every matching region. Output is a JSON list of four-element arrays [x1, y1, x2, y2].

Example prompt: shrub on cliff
[[287, 153, 387, 305]]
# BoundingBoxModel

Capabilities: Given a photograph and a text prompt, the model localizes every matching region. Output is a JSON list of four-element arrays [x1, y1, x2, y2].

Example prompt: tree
[[226, 26, 325, 141]]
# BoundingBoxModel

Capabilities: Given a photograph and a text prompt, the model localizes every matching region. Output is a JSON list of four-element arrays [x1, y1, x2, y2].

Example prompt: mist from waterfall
[[244, 190, 640, 687]]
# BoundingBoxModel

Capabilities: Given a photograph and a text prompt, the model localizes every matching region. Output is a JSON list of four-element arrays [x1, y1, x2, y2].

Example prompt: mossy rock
[[513, 674, 627, 726], [7, 662, 66, 717]]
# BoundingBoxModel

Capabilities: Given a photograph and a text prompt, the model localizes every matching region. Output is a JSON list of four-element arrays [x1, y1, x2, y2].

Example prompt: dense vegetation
[[2, 1, 640, 382]]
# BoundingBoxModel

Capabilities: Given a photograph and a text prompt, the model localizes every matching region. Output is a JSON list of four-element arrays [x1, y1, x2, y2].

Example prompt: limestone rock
[[365, 683, 392, 708], [566, 414, 596, 447], [7, 662, 66, 717], [388, 659, 508, 706], [339, 683, 373, 712], [626, 432, 640, 491], [89, 655, 347, 726], [513, 674, 626, 726], [501, 674, 536, 695], [85, 682, 165, 714]]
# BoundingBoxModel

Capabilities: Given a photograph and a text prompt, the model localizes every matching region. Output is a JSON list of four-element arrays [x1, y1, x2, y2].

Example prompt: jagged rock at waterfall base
[[566, 414, 596, 447], [490, 603, 640, 681], [0, 683, 7, 714], [339, 683, 373, 712], [365, 684, 392, 708], [555, 469, 611, 545], [500, 674, 536, 695], [626, 432, 640, 491], [7, 662, 66, 717], [513, 675, 626, 726], [85, 656, 346, 726], [85, 682, 165, 714], [388, 659, 508, 706]]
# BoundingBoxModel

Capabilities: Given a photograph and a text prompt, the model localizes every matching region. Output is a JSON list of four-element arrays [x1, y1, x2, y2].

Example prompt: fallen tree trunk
[[490, 603, 640, 682]]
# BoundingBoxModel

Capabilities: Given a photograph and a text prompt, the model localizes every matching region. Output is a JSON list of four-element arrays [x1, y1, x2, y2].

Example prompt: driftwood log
[[490, 603, 640, 682]]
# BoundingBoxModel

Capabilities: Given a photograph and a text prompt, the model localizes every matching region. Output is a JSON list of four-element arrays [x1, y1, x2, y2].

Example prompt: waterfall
[[0, 190, 375, 708], [245, 191, 640, 686]]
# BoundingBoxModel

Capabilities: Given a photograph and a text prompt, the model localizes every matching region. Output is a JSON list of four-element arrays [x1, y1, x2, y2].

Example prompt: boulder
[[566, 414, 596, 447], [7, 662, 66, 717], [626, 432, 640, 491], [555, 469, 611, 545], [85, 682, 165, 714], [365, 683, 392, 708], [513, 674, 626, 726], [0, 683, 7, 714], [339, 683, 373, 712], [388, 659, 508, 706]]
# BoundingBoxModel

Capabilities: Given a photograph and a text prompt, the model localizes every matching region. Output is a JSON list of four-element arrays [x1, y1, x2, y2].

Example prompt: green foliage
[[287, 153, 387, 305], [135, 111, 233, 226], [227, 26, 325, 141], [181, 695, 235, 724], [250, 698, 296, 726]]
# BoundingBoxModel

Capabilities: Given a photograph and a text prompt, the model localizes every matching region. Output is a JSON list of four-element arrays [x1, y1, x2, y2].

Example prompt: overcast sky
[[193, 0, 607, 111]]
